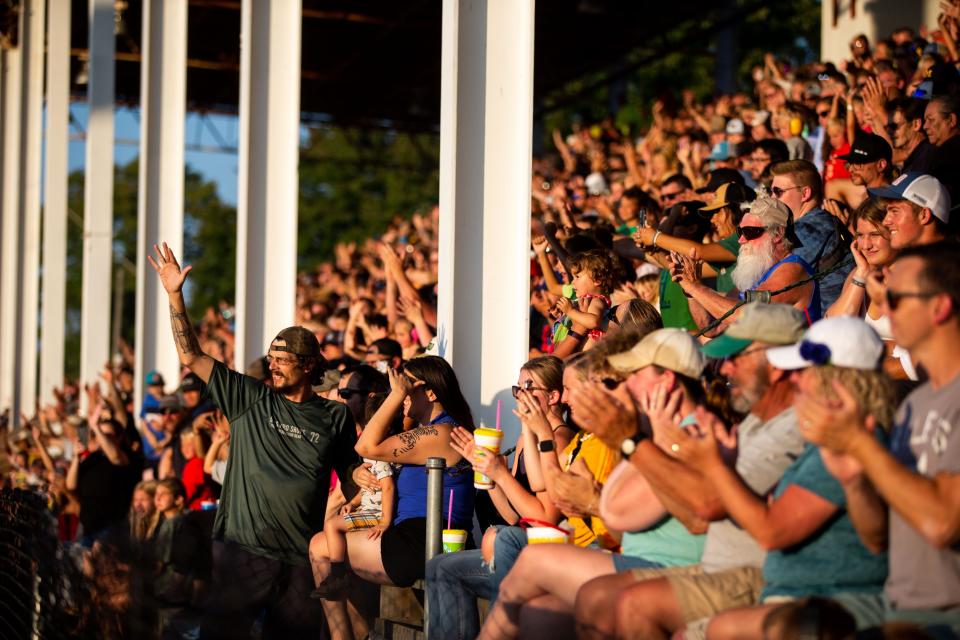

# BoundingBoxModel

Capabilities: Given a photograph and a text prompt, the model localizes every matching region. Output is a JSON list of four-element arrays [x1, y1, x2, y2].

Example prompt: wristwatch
[[620, 428, 645, 458], [537, 439, 556, 453]]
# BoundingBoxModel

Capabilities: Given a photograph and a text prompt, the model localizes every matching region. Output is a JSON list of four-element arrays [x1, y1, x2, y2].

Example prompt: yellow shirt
[[561, 431, 619, 550]]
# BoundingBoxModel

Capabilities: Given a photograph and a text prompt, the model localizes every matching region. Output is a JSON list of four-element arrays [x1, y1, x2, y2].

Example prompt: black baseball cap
[[696, 168, 746, 194], [271, 326, 321, 358], [837, 133, 892, 164], [180, 372, 204, 393]]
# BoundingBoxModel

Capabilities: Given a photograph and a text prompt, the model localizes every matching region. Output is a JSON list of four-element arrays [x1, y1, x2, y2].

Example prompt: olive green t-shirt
[[207, 360, 358, 565]]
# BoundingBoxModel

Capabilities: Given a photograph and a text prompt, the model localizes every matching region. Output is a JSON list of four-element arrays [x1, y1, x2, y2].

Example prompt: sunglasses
[[512, 381, 548, 398], [770, 185, 803, 198], [736, 225, 767, 240], [885, 289, 938, 311], [660, 191, 682, 203], [337, 388, 366, 400], [817, 110, 830, 118]]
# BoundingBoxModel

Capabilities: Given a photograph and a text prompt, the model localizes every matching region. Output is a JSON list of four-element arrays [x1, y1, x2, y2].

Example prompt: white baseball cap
[[766, 316, 883, 371], [868, 172, 951, 223]]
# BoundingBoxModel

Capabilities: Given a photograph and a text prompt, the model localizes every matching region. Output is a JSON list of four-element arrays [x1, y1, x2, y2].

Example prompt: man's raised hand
[[147, 242, 192, 294]]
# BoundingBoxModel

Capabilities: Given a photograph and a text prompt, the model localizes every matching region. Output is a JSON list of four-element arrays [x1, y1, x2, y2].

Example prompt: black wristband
[[537, 439, 556, 453]]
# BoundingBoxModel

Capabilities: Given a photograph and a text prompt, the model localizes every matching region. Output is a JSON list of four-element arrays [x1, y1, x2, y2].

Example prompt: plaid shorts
[[342, 511, 381, 530]]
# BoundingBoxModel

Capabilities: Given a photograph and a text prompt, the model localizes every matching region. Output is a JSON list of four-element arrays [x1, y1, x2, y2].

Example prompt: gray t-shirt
[[886, 375, 960, 610], [701, 407, 806, 573]]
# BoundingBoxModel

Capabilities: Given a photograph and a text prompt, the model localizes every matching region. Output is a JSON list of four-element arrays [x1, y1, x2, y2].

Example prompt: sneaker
[[310, 571, 351, 600]]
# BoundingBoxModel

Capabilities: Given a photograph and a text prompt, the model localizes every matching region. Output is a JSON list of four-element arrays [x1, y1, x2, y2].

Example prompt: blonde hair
[[522, 355, 564, 394], [808, 366, 896, 431], [129, 480, 160, 541]]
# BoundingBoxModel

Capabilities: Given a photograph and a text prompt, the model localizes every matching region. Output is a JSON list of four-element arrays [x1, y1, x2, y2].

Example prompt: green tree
[[64, 160, 236, 379], [297, 126, 439, 269]]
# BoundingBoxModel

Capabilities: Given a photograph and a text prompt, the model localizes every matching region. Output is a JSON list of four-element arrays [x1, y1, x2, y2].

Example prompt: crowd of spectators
[[4, 7, 960, 640]]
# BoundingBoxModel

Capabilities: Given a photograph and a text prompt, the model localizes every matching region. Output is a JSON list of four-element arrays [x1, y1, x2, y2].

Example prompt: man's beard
[[732, 235, 778, 292], [729, 365, 770, 413]]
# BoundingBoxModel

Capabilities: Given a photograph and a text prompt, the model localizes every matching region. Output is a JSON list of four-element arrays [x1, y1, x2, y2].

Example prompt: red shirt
[[182, 457, 215, 510], [824, 142, 851, 182]]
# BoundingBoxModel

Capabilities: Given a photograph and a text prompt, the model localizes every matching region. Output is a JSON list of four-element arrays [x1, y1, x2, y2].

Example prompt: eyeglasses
[[747, 155, 770, 164], [886, 121, 905, 133], [512, 380, 548, 398], [817, 110, 830, 118], [771, 185, 803, 199], [337, 388, 366, 400], [736, 225, 767, 240], [266, 354, 299, 366], [660, 191, 682, 203], [885, 289, 939, 311]]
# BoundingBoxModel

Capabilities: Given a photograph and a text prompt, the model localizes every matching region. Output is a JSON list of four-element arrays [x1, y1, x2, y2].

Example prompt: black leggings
[[199, 541, 325, 640]]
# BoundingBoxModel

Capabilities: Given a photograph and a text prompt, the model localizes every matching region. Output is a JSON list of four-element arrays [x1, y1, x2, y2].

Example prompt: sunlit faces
[[770, 175, 805, 217], [154, 484, 179, 515], [132, 488, 155, 517], [854, 218, 894, 267], [719, 346, 772, 413], [885, 256, 938, 353], [266, 349, 307, 392], [882, 200, 924, 249], [923, 102, 957, 146], [516, 369, 555, 414]]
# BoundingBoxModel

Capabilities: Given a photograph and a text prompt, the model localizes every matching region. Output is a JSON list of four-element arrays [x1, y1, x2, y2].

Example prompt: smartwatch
[[537, 439, 556, 453]]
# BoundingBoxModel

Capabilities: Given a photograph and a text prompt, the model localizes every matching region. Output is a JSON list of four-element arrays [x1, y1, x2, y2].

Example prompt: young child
[[309, 394, 397, 599], [553, 249, 616, 343]]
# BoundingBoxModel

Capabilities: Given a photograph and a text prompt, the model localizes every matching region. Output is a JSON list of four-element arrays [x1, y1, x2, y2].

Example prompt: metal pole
[[424, 456, 446, 640]]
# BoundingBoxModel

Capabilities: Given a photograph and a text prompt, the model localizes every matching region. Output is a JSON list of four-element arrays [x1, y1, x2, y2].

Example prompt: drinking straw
[[447, 489, 454, 529], [496, 399, 502, 430]]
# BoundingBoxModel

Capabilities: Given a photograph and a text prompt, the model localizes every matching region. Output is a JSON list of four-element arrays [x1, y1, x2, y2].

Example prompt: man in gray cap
[[149, 242, 358, 639], [673, 198, 821, 331]]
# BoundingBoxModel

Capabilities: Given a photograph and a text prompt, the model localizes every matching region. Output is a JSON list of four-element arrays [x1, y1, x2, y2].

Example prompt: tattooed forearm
[[169, 305, 203, 357], [391, 425, 439, 458]]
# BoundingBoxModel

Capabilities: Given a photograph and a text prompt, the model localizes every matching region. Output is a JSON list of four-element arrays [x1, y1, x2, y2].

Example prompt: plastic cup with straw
[[442, 489, 466, 552]]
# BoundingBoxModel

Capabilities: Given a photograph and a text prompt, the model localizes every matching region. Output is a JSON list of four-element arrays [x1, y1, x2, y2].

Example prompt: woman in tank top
[[825, 198, 913, 377]]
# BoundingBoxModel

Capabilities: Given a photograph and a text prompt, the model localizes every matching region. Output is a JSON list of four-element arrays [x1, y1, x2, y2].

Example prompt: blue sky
[[68, 103, 241, 206]]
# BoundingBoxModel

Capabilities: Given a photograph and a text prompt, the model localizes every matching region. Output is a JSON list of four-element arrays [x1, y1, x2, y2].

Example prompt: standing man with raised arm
[[148, 243, 360, 640]]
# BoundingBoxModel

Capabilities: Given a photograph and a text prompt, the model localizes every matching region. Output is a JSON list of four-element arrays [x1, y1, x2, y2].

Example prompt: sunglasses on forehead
[[736, 225, 767, 240]]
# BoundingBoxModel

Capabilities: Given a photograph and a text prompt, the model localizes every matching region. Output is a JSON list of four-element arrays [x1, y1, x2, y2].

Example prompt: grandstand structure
[[0, 0, 938, 426]]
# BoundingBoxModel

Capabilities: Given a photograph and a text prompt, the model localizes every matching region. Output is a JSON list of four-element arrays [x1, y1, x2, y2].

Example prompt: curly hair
[[569, 249, 618, 295], [807, 366, 896, 431]]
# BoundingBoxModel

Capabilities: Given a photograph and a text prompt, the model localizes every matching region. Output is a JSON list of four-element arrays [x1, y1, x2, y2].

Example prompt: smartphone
[[637, 208, 647, 229], [375, 361, 389, 374]]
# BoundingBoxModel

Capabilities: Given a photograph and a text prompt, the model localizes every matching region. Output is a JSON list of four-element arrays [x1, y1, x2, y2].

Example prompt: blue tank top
[[394, 411, 475, 526], [740, 253, 822, 322]]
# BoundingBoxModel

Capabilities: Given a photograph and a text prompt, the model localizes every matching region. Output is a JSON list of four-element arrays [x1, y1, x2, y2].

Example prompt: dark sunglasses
[[660, 191, 682, 202], [736, 225, 767, 241], [885, 289, 938, 311], [603, 304, 621, 325], [512, 381, 548, 398], [337, 388, 366, 400], [770, 185, 803, 198], [817, 110, 830, 117]]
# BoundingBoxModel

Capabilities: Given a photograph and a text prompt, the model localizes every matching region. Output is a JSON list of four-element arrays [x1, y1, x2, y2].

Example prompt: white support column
[[234, 0, 302, 369], [0, 44, 23, 418], [80, 0, 116, 401], [135, 0, 187, 416], [18, 0, 47, 413], [437, 0, 534, 431], [40, 0, 72, 405]]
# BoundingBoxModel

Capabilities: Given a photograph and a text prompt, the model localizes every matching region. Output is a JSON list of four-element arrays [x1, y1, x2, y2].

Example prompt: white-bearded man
[[670, 198, 820, 333]]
